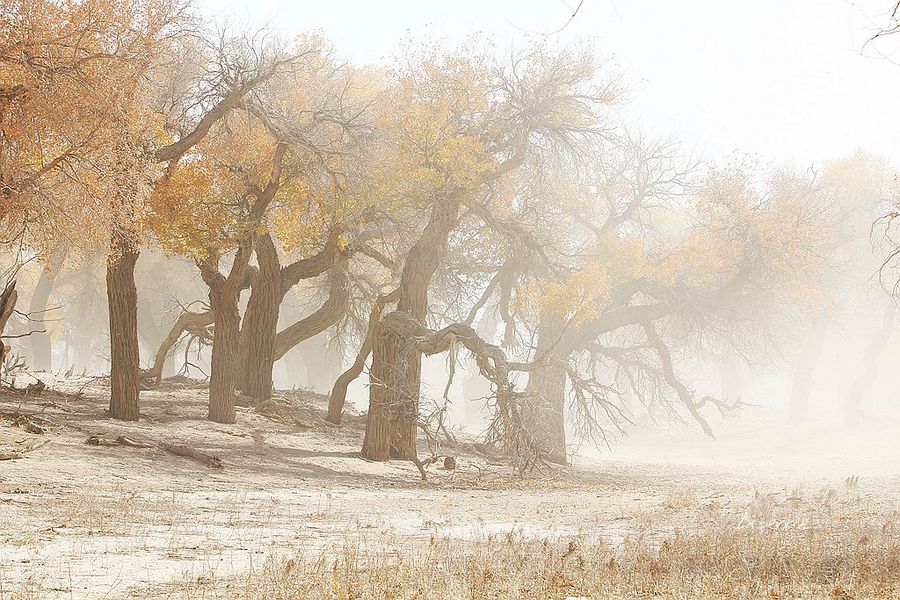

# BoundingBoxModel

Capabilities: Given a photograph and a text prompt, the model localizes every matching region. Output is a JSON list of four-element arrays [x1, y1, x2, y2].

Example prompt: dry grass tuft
[[177, 502, 900, 600]]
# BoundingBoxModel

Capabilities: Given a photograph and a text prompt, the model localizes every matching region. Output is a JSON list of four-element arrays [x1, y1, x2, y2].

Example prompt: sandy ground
[[0, 375, 899, 599]]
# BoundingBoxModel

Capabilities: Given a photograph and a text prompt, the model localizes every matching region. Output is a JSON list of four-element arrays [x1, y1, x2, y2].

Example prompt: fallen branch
[[0, 410, 53, 434], [0, 439, 49, 460], [85, 434, 223, 469]]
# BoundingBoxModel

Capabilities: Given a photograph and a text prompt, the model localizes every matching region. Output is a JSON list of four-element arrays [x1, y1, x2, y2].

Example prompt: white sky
[[198, 0, 900, 167]]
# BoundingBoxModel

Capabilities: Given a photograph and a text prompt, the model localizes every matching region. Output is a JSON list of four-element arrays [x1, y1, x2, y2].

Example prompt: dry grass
[[173, 495, 900, 600]]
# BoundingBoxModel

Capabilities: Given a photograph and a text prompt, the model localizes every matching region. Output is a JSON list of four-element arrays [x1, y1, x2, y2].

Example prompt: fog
[[5, 1, 900, 597]]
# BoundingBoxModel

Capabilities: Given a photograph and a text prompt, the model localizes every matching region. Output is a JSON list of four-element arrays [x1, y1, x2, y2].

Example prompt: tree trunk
[[208, 287, 240, 423], [524, 312, 568, 465], [362, 196, 460, 461], [28, 249, 66, 371], [845, 304, 896, 426], [237, 233, 281, 399], [328, 288, 398, 425], [788, 324, 826, 423], [107, 231, 141, 421], [0, 281, 18, 366]]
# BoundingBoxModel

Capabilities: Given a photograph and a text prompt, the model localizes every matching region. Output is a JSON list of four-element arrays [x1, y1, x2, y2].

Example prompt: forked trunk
[[208, 288, 240, 423], [107, 231, 141, 421], [29, 254, 64, 371], [361, 196, 460, 460], [237, 234, 281, 399]]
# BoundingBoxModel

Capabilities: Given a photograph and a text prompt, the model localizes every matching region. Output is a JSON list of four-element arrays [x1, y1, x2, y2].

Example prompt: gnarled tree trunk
[[327, 288, 398, 425], [524, 312, 568, 465], [362, 196, 460, 461], [107, 231, 141, 421], [0, 281, 18, 366]]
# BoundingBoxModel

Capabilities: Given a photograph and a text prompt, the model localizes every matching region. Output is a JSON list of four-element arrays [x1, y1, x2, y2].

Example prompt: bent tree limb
[[273, 265, 350, 361], [326, 287, 399, 424], [142, 308, 214, 386], [641, 321, 715, 438]]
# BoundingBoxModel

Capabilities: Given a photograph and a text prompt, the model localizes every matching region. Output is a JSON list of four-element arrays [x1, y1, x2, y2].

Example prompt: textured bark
[[107, 231, 141, 421], [788, 324, 826, 423], [237, 230, 344, 398], [845, 304, 896, 426], [327, 288, 399, 424], [200, 241, 254, 424], [362, 195, 460, 461], [206, 285, 239, 423], [237, 233, 281, 399], [524, 312, 568, 465]]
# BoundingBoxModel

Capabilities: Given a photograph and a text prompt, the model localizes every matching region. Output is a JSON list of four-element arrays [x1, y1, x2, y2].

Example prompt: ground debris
[[86, 434, 223, 469], [0, 439, 49, 460], [0, 410, 53, 434]]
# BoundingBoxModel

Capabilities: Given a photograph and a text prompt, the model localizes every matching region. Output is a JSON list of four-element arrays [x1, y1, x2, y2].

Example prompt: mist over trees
[[2, 0, 899, 475]]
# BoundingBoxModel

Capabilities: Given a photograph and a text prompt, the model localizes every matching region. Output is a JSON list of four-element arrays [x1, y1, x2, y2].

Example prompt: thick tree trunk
[[362, 196, 460, 460], [237, 234, 281, 399], [524, 312, 568, 465], [788, 324, 826, 423], [208, 288, 240, 423], [845, 304, 896, 426], [107, 231, 141, 421]]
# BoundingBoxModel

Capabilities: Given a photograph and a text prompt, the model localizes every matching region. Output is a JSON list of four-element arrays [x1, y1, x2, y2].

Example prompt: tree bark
[[207, 285, 240, 423], [107, 231, 141, 421], [788, 324, 826, 423], [524, 312, 568, 465], [237, 230, 344, 398], [328, 288, 399, 425], [362, 195, 460, 461], [237, 233, 281, 399]]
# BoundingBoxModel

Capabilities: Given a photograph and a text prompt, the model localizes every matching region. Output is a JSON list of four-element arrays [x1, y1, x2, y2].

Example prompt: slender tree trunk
[[107, 231, 141, 421], [788, 324, 826, 423], [845, 304, 896, 426], [524, 312, 568, 464], [0, 281, 18, 366], [208, 287, 240, 423], [362, 196, 460, 460], [237, 233, 281, 399]]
